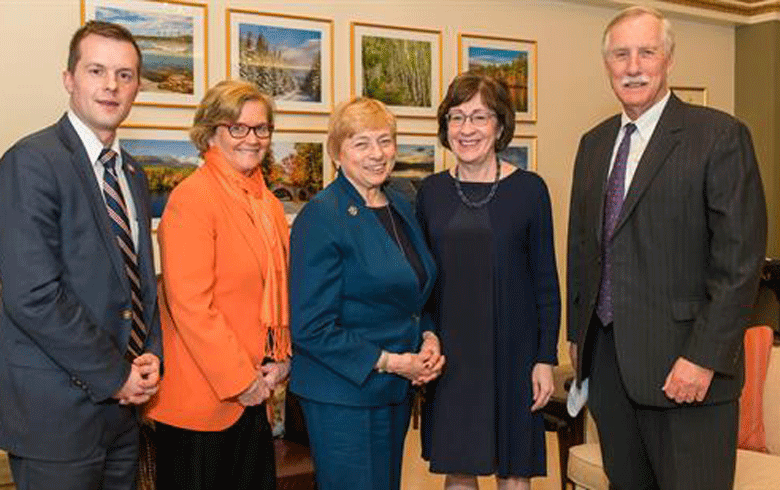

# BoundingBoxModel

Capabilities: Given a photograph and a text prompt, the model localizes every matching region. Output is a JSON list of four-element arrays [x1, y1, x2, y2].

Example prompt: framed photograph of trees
[[227, 9, 334, 115], [262, 129, 332, 220], [351, 22, 442, 118], [82, 0, 208, 108], [458, 33, 537, 122]]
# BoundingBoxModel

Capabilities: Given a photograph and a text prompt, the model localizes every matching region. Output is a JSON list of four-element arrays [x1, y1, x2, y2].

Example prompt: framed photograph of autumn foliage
[[262, 130, 333, 219], [458, 33, 537, 122], [227, 9, 334, 115], [351, 22, 442, 118]]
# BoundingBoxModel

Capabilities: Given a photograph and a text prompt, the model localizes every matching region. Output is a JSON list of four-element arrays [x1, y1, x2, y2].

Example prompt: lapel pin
[[348, 205, 358, 216]]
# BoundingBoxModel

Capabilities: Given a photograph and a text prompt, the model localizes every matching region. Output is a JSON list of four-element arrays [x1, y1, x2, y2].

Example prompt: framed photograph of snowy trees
[[227, 9, 334, 114]]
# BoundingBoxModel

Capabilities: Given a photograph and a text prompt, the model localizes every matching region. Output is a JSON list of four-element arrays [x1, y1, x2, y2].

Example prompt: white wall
[[0, 0, 736, 362]]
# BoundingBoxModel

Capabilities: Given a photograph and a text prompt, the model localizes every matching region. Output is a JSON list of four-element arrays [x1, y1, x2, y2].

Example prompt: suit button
[[122, 309, 132, 320], [411, 314, 419, 322]]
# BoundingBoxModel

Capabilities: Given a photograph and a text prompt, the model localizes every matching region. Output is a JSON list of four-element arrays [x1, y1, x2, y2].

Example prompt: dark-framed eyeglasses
[[446, 111, 497, 128], [217, 123, 274, 139]]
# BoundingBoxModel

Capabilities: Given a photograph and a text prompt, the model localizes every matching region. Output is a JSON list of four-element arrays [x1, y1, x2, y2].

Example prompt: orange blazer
[[145, 158, 289, 431]]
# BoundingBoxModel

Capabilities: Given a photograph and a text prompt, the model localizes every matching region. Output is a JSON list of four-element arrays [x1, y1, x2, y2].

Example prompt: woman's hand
[[386, 351, 445, 385], [416, 332, 446, 385], [530, 363, 555, 412], [261, 360, 291, 391], [237, 374, 271, 407]]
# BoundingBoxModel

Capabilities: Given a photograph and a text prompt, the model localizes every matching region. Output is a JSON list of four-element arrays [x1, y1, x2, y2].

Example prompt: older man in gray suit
[[567, 6, 766, 490], [0, 21, 161, 490]]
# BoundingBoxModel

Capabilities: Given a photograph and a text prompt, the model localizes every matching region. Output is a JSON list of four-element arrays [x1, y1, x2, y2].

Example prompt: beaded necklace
[[454, 162, 501, 208]]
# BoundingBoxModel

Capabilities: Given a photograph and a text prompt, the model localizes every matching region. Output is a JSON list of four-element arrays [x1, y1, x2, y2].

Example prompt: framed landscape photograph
[[387, 133, 443, 203], [82, 0, 208, 108], [227, 9, 333, 115], [458, 33, 537, 122], [671, 86, 707, 106], [118, 125, 202, 227], [351, 22, 442, 118], [263, 130, 332, 220], [498, 135, 537, 171]]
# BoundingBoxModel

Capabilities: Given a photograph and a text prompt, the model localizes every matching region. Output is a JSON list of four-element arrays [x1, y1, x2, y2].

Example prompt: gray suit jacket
[[567, 94, 767, 407], [0, 115, 162, 459]]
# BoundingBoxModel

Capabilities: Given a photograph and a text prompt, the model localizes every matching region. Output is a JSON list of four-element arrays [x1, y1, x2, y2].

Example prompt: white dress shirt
[[68, 110, 139, 247], [608, 90, 672, 198]]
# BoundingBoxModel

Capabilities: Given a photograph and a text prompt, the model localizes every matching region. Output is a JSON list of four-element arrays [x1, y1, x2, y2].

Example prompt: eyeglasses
[[446, 111, 496, 128], [217, 123, 274, 139]]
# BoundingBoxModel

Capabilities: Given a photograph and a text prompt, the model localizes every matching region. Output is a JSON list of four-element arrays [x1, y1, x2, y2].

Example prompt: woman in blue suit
[[289, 97, 444, 490]]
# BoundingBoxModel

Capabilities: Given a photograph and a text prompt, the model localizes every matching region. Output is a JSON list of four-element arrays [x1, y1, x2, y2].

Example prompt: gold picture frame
[[82, 0, 208, 109], [671, 86, 708, 106], [226, 9, 334, 115], [351, 21, 442, 119], [458, 33, 538, 123]]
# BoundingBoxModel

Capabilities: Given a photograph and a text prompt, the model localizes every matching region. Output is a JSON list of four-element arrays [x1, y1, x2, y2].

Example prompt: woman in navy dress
[[418, 73, 561, 490]]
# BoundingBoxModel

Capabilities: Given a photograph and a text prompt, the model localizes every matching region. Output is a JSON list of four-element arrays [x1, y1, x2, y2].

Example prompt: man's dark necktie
[[596, 123, 636, 326], [100, 148, 147, 359]]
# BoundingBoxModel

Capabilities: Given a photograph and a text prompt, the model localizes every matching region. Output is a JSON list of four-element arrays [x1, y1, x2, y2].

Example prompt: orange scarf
[[203, 146, 291, 361]]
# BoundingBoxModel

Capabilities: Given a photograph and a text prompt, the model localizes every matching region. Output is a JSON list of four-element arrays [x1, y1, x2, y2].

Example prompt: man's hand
[[530, 363, 555, 412], [113, 353, 161, 405], [662, 357, 714, 403]]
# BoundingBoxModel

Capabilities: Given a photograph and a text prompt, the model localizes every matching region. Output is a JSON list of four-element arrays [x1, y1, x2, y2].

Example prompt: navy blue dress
[[417, 169, 560, 477]]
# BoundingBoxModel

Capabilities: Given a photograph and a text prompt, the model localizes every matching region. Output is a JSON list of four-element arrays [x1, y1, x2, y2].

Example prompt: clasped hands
[[114, 352, 161, 405], [237, 360, 291, 407], [382, 333, 446, 386]]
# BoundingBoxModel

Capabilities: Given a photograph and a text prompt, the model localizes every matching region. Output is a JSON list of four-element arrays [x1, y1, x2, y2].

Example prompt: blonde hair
[[327, 97, 396, 161], [602, 6, 675, 58], [190, 80, 274, 154]]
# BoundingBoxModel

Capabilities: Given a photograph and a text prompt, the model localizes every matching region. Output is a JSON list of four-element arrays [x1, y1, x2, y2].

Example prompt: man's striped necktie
[[99, 148, 147, 360]]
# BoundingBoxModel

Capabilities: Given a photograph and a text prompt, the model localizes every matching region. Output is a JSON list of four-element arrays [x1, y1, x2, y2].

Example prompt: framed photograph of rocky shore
[[227, 10, 334, 115], [351, 22, 442, 118], [458, 33, 537, 122], [387, 133, 443, 204], [82, 0, 207, 108], [117, 125, 202, 227]]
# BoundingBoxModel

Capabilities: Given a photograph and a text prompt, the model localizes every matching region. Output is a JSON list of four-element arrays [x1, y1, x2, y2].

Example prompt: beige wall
[[736, 20, 780, 257], [0, 0, 737, 363]]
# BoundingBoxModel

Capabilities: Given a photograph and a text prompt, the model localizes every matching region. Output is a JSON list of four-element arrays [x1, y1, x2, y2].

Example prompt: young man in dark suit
[[567, 6, 766, 490], [0, 21, 161, 490]]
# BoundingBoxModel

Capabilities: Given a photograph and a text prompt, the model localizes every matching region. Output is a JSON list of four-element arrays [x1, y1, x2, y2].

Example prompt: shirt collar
[[67, 110, 121, 167], [621, 90, 671, 140]]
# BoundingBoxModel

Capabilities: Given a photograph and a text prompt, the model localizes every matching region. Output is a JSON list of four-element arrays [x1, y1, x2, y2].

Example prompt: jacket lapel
[[56, 116, 129, 294], [387, 189, 436, 307], [594, 117, 622, 245], [122, 151, 156, 297], [613, 94, 684, 237]]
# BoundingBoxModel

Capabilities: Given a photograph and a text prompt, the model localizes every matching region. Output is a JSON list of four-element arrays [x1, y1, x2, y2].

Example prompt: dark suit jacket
[[567, 94, 766, 407], [289, 171, 436, 407], [0, 115, 162, 459]]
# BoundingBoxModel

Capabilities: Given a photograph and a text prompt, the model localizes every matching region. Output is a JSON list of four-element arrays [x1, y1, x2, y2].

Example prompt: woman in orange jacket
[[146, 80, 290, 490]]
